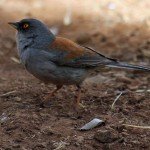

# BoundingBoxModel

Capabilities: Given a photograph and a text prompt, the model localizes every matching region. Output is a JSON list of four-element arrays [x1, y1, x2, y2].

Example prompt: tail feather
[[83, 46, 150, 72], [106, 61, 150, 72]]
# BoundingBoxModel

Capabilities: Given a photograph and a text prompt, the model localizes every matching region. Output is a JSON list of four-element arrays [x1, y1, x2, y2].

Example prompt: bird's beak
[[8, 22, 19, 30]]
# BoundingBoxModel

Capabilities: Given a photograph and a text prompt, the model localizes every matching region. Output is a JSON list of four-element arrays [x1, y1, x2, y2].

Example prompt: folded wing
[[48, 37, 150, 71], [49, 37, 115, 68]]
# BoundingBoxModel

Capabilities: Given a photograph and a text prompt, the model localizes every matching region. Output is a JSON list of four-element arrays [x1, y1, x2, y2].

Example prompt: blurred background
[[0, 1, 150, 149], [0, 0, 150, 64]]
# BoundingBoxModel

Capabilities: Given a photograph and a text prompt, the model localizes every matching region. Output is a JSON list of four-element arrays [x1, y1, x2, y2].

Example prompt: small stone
[[41, 126, 54, 136], [94, 129, 119, 143], [53, 141, 69, 149], [75, 136, 84, 146], [15, 97, 22, 102], [0, 113, 9, 123], [77, 136, 84, 142]]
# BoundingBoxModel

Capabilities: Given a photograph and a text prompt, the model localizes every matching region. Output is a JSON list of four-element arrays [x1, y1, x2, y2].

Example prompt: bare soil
[[0, 1, 150, 149]]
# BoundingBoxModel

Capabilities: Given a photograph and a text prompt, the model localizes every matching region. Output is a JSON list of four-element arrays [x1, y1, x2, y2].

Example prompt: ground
[[0, 0, 150, 150]]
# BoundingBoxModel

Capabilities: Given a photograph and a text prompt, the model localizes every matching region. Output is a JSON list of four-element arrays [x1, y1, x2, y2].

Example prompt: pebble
[[94, 129, 119, 143]]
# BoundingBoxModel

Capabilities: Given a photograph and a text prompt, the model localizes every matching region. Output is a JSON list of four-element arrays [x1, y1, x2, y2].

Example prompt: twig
[[0, 91, 17, 97], [11, 57, 20, 64], [111, 92, 123, 110], [123, 124, 150, 129]]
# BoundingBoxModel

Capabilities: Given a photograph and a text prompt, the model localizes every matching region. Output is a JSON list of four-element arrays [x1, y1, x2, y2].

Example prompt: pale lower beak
[[8, 22, 19, 30]]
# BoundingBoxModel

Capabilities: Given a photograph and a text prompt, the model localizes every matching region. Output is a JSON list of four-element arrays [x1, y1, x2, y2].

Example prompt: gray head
[[9, 18, 55, 50]]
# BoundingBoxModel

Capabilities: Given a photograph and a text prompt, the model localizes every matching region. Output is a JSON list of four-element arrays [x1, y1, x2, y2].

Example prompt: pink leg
[[43, 85, 62, 102]]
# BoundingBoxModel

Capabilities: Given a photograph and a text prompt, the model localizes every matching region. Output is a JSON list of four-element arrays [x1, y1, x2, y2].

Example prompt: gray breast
[[20, 48, 87, 85]]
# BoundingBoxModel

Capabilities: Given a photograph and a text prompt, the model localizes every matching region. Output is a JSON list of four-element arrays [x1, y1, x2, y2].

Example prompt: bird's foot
[[39, 92, 54, 108], [39, 95, 52, 108]]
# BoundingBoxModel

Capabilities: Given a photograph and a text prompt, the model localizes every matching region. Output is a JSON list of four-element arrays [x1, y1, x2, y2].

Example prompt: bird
[[9, 18, 150, 108]]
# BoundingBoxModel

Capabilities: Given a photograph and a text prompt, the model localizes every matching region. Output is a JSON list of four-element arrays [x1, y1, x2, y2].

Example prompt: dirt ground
[[0, 0, 150, 150]]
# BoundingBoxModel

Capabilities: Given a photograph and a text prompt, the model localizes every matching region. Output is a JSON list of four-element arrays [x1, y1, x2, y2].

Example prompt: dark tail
[[106, 61, 150, 72], [83, 46, 150, 71]]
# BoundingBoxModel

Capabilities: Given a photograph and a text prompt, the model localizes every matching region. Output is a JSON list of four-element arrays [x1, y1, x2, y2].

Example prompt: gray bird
[[9, 18, 150, 108]]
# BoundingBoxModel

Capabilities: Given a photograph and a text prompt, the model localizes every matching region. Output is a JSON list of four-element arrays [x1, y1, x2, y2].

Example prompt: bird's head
[[8, 18, 55, 49]]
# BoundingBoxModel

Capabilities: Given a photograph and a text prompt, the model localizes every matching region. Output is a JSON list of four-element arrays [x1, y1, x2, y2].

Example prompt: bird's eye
[[23, 23, 29, 29]]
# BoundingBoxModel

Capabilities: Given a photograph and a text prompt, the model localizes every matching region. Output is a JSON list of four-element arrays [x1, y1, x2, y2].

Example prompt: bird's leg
[[43, 85, 62, 102], [75, 85, 85, 109]]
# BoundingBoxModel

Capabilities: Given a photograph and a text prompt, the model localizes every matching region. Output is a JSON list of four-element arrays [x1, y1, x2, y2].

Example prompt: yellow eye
[[23, 23, 29, 29]]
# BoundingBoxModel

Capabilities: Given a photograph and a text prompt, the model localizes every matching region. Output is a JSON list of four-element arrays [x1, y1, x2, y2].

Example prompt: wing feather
[[48, 37, 116, 68]]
